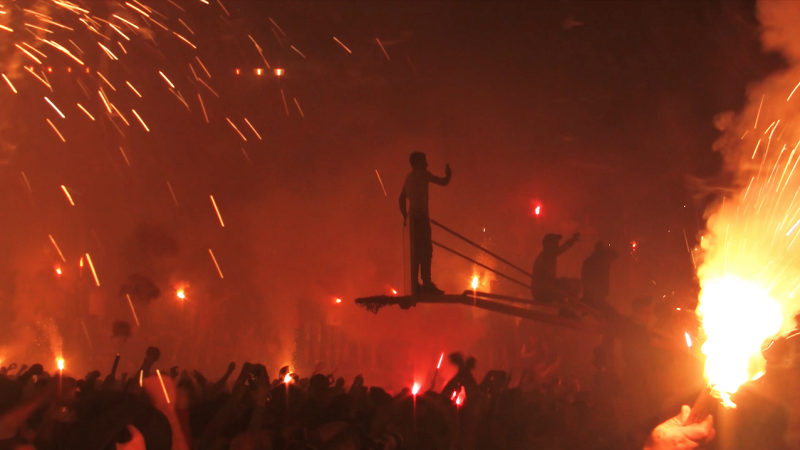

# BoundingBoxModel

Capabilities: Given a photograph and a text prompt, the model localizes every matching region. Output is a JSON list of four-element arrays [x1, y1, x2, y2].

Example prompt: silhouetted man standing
[[399, 152, 451, 295], [531, 233, 580, 303]]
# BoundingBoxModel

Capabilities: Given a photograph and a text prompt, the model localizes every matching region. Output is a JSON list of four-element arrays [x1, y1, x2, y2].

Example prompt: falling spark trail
[[752, 139, 761, 159], [198, 94, 209, 123], [0, 25, 12, 32], [126, 81, 142, 97], [241, 148, 252, 164], [333, 37, 352, 53], [15, 44, 42, 64], [48, 235, 66, 262], [96, 72, 115, 91], [156, 370, 170, 403], [375, 170, 387, 196], [269, 17, 285, 36], [113, 14, 139, 29], [167, 182, 179, 207], [209, 249, 224, 279], [2, 74, 16, 93], [98, 42, 118, 60], [376, 38, 390, 61], [195, 56, 211, 78], [132, 109, 149, 131], [437, 352, 444, 369], [280, 89, 289, 116], [172, 31, 196, 49], [21, 43, 46, 59], [197, 78, 218, 97], [159, 71, 175, 88], [47, 119, 65, 142], [44, 97, 64, 118], [226, 118, 247, 141], [210, 195, 225, 227], [787, 82, 800, 101], [293, 97, 304, 117], [119, 147, 130, 166], [98, 90, 111, 112], [61, 185, 74, 205], [290, 45, 306, 58], [755, 94, 764, 129], [24, 67, 50, 89], [126, 294, 140, 326], [77, 103, 95, 120], [21, 172, 31, 194], [85, 253, 100, 286], [178, 18, 193, 34], [787, 219, 800, 237], [244, 118, 261, 139]]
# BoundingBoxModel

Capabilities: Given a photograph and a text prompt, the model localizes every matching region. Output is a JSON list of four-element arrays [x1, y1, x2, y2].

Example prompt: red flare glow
[[412, 383, 420, 396], [437, 352, 444, 369]]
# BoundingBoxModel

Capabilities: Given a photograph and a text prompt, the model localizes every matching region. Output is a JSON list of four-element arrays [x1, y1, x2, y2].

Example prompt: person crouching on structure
[[399, 152, 452, 296]]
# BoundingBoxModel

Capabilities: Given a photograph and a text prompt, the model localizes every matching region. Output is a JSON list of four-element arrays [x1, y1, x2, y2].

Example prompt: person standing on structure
[[399, 152, 452, 295]]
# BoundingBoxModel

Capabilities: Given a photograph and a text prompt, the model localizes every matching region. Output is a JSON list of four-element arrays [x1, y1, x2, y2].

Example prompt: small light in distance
[[55, 268, 62, 275], [335, 298, 342, 304], [177, 289, 185, 299], [67, 67, 71, 73], [235, 68, 240, 75], [47, 67, 52, 73], [412, 383, 421, 396], [274, 68, 283, 76], [535, 205, 541, 216], [85, 67, 90, 73], [631, 241, 638, 251], [256, 68, 262, 75], [391, 288, 398, 295]]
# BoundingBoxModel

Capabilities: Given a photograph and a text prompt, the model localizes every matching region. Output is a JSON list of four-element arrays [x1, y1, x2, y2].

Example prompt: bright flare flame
[[284, 373, 292, 384], [57, 359, 64, 370], [685, 331, 692, 348], [335, 298, 342, 304], [534, 205, 541, 216], [471, 276, 479, 290], [437, 352, 444, 369], [698, 277, 782, 405], [412, 383, 420, 396], [177, 290, 185, 299], [55, 268, 62, 275]]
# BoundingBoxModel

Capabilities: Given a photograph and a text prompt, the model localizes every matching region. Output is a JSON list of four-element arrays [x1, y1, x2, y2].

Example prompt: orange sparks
[[41, 40, 84, 65], [2, 74, 16, 93], [112, 14, 139, 29], [209, 249, 224, 279], [274, 68, 283, 77], [788, 82, 800, 102], [96, 72, 115, 91], [159, 71, 175, 89], [226, 118, 247, 141], [126, 81, 141, 97], [198, 94, 209, 123], [132, 109, 149, 132], [195, 56, 211, 78], [0, 25, 12, 32], [156, 370, 171, 403], [44, 97, 64, 118], [139, 370, 143, 387], [755, 94, 764, 129], [244, 118, 261, 140], [178, 18, 194, 34], [290, 45, 306, 59], [98, 90, 111, 113], [98, 43, 118, 60], [375, 170, 387, 196], [109, 22, 130, 40], [125, 2, 150, 17], [119, 147, 130, 166], [256, 68, 262, 76], [48, 235, 66, 262], [126, 294, 140, 326], [167, 182, 179, 207], [437, 352, 444, 369], [111, 104, 129, 126], [280, 89, 289, 116], [333, 37, 352, 53], [85, 253, 100, 287], [376, 38, 390, 61], [24, 67, 50, 89], [293, 98, 304, 118], [47, 119, 65, 142], [15, 44, 42, 64], [173, 31, 196, 49], [210, 195, 225, 227]]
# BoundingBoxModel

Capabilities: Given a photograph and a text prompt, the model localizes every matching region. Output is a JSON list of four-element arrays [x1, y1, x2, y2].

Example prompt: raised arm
[[557, 233, 580, 256], [428, 164, 452, 186]]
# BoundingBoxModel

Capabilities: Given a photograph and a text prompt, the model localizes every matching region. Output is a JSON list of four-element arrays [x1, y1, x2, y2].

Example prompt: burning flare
[[57, 358, 64, 370], [471, 276, 479, 290], [411, 383, 420, 396], [697, 277, 782, 405]]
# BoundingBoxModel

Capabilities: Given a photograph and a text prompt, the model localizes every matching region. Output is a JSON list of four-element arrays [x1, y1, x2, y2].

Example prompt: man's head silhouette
[[542, 233, 562, 250], [410, 152, 428, 170]]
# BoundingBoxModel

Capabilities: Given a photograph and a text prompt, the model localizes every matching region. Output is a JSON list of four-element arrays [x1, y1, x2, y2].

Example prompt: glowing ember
[[684, 331, 692, 348], [437, 352, 444, 369], [274, 68, 283, 77], [57, 359, 64, 370], [534, 205, 541, 216], [335, 298, 342, 304], [697, 277, 782, 406], [411, 383, 421, 396], [55, 268, 61, 275]]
